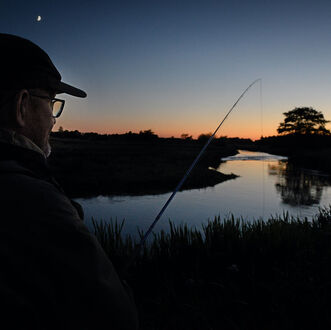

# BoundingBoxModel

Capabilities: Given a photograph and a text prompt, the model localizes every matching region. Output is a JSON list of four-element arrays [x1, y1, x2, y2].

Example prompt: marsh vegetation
[[93, 208, 331, 330]]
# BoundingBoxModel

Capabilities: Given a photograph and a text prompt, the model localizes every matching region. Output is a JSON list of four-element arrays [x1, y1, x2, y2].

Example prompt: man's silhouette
[[0, 33, 138, 330]]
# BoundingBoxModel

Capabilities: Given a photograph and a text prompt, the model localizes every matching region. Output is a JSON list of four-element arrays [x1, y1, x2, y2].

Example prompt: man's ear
[[15, 89, 30, 128]]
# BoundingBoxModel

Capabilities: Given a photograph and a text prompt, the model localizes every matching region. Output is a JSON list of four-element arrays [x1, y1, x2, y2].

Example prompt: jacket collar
[[0, 128, 46, 157]]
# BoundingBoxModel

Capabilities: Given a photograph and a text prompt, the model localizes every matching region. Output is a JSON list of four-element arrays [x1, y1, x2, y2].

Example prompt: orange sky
[[53, 86, 331, 142]]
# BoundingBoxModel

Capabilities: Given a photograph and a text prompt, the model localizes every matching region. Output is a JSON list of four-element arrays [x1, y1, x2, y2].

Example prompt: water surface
[[77, 150, 331, 236]]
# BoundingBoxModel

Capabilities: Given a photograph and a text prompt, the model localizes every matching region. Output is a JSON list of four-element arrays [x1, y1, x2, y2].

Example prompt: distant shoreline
[[49, 136, 239, 198]]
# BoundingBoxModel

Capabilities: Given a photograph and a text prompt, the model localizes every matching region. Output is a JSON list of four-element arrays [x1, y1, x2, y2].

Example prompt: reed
[[92, 207, 331, 330]]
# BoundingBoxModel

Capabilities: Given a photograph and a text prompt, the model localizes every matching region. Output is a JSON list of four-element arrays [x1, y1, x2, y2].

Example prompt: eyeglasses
[[29, 93, 65, 118]]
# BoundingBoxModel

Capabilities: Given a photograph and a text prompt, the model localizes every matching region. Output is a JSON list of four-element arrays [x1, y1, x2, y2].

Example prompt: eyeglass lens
[[52, 100, 62, 117]]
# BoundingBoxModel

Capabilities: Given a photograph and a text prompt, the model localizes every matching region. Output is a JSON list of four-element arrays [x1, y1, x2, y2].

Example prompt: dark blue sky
[[2, 0, 331, 138]]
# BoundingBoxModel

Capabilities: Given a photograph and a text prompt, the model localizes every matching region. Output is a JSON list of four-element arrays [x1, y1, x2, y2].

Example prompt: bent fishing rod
[[124, 78, 261, 271]]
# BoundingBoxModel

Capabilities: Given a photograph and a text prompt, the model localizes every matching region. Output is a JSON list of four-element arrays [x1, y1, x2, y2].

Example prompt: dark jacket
[[0, 140, 138, 330]]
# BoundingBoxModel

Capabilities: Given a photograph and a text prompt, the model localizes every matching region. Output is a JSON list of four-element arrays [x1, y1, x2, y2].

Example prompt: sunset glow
[[3, 1, 331, 141]]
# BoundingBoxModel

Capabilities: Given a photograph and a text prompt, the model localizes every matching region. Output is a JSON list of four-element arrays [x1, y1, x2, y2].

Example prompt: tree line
[[52, 127, 253, 144], [53, 106, 330, 143]]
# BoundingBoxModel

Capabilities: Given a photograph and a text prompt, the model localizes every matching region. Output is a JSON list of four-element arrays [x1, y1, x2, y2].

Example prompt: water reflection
[[268, 161, 331, 206], [77, 150, 331, 235]]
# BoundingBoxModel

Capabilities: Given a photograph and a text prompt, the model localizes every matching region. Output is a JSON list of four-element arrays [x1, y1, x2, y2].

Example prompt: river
[[76, 150, 331, 236]]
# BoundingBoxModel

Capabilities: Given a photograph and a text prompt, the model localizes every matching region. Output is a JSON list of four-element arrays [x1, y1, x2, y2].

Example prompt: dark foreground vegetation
[[93, 208, 331, 330], [49, 130, 239, 197]]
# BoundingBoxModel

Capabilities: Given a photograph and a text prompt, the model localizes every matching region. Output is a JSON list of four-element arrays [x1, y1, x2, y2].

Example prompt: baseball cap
[[0, 33, 87, 98]]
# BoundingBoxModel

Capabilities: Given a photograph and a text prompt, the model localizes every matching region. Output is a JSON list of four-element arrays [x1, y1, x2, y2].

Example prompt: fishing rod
[[124, 78, 261, 271]]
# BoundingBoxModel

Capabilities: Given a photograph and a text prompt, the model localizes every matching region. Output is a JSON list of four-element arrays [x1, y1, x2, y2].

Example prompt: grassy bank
[[48, 136, 238, 197], [92, 208, 331, 330]]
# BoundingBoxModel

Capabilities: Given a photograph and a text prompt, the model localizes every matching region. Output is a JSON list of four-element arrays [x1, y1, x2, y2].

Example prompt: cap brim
[[54, 81, 87, 98]]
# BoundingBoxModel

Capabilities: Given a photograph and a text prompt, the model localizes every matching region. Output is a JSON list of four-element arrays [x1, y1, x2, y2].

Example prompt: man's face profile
[[17, 88, 56, 157]]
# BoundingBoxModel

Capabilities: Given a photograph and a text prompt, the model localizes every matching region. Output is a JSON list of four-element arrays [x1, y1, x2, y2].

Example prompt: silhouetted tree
[[138, 129, 158, 140], [180, 133, 193, 140], [197, 133, 212, 143], [277, 107, 330, 135], [139, 129, 156, 136]]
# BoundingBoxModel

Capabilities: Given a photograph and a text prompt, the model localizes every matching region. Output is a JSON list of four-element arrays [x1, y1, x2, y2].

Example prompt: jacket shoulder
[[0, 159, 82, 222]]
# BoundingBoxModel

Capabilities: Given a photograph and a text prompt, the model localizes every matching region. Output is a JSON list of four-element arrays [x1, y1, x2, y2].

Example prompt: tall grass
[[92, 208, 331, 330]]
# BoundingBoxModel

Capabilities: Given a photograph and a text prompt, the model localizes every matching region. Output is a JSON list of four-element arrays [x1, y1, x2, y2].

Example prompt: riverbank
[[93, 208, 331, 330], [48, 136, 238, 198], [253, 134, 331, 174]]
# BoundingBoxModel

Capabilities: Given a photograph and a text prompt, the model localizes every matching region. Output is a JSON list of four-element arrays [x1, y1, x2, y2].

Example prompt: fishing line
[[123, 79, 262, 272], [260, 78, 263, 139], [259, 79, 265, 219]]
